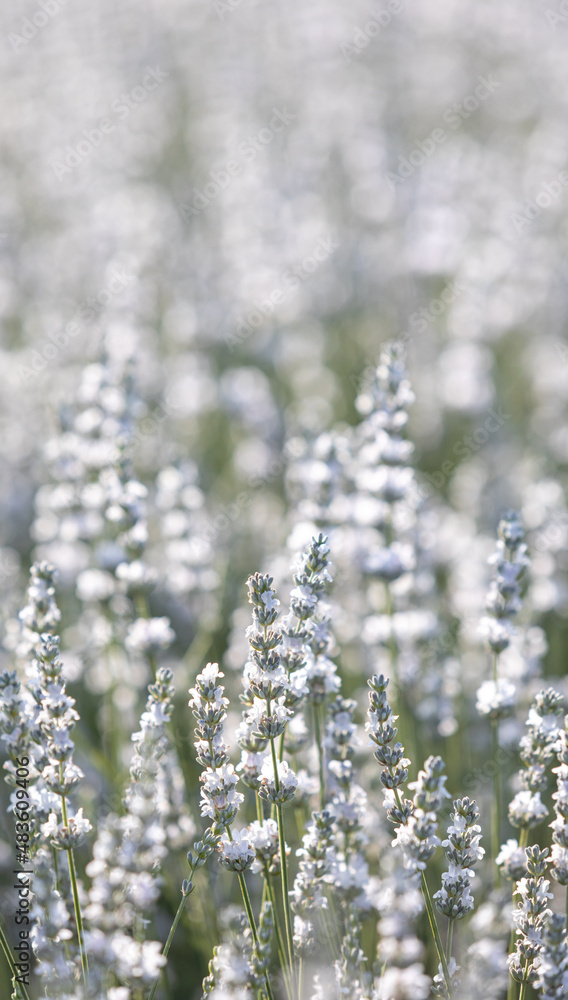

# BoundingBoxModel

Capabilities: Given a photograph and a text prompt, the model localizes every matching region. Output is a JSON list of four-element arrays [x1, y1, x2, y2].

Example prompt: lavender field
[[1, 2, 568, 999]]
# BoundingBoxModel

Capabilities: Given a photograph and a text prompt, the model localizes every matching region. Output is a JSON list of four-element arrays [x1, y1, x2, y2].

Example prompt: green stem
[[421, 872, 453, 999], [60, 793, 88, 985], [491, 718, 502, 889], [390, 786, 451, 996], [237, 872, 276, 1000], [446, 917, 454, 962], [506, 962, 518, 1000], [313, 703, 326, 810], [148, 888, 191, 1000], [321, 898, 342, 959], [506, 833, 528, 1000], [0, 922, 32, 1000], [266, 879, 293, 1000], [270, 740, 295, 979]]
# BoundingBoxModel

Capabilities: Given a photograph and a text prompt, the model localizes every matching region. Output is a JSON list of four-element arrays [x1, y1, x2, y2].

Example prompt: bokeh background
[[2, 0, 568, 996]]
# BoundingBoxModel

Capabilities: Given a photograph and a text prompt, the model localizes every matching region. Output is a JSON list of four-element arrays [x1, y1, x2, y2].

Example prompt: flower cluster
[[508, 845, 553, 986], [291, 810, 335, 952], [480, 510, 530, 657], [508, 688, 564, 832], [243, 573, 291, 738], [434, 797, 484, 920], [393, 756, 450, 876], [190, 663, 243, 827], [285, 533, 339, 705], [33, 632, 91, 852], [534, 912, 568, 1000], [355, 342, 416, 580], [550, 716, 568, 884], [365, 674, 410, 807]]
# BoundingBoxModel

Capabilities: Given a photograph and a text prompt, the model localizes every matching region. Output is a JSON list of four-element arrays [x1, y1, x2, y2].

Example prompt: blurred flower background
[[2, 0, 568, 997]]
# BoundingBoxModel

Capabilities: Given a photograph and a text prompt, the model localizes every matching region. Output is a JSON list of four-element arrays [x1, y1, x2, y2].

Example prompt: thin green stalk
[[518, 980, 528, 1000], [266, 879, 293, 1000], [270, 739, 295, 981], [0, 921, 32, 1000], [384, 582, 418, 773], [446, 917, 454, 962], [321, 899, 342, 959], [421, 872, 453, 999], [256, 792, 265, 824], [491, 651, 502, 888], [491, 718, 502, 888], [237, 872, 276, 1000], [60, 792, 88, 985], [313, 703, 325, 810], [519, 826, 529, 850], [506, 961, 518, 1000], [506, 827, 530, 1000], [148, 889, 190, 1000], [226, 827, 276, 1000], [390, 785, 451, 997]]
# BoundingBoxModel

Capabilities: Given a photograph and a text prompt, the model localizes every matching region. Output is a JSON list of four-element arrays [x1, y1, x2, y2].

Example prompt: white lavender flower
[[550, 716, 568, 884], [509, 689, 565, 832], [283, 534, 340, 706], [534, 912, 568, 1000], [218, 828, 255, 872], [247, 819, 281, 874], [125, 616, 175, 654], [480, 511, 530, 656], [259, 757, 298, 804], [496, 839, 529, 882], [356, 343, 416, 578], [434, 798, 484, 920], [431, 956, 460, 999], [18, 561, 62, 637], [475, 679, 517, 721], [508, 845, 553, 987], [291, 810, 335, 953], [392, 756, 450, 877], [366, 674, 410, 799]]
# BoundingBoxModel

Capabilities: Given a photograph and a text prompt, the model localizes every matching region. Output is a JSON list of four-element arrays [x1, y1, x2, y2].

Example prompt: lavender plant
[[4, 346, 568, 1000]]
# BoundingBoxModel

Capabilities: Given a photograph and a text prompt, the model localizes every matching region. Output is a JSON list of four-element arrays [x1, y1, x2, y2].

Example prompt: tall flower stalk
[[477, 511, 530, 879], [366, 673, 453, 997], [244, 572, 298, 989], [20, 563, 91, 989]]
